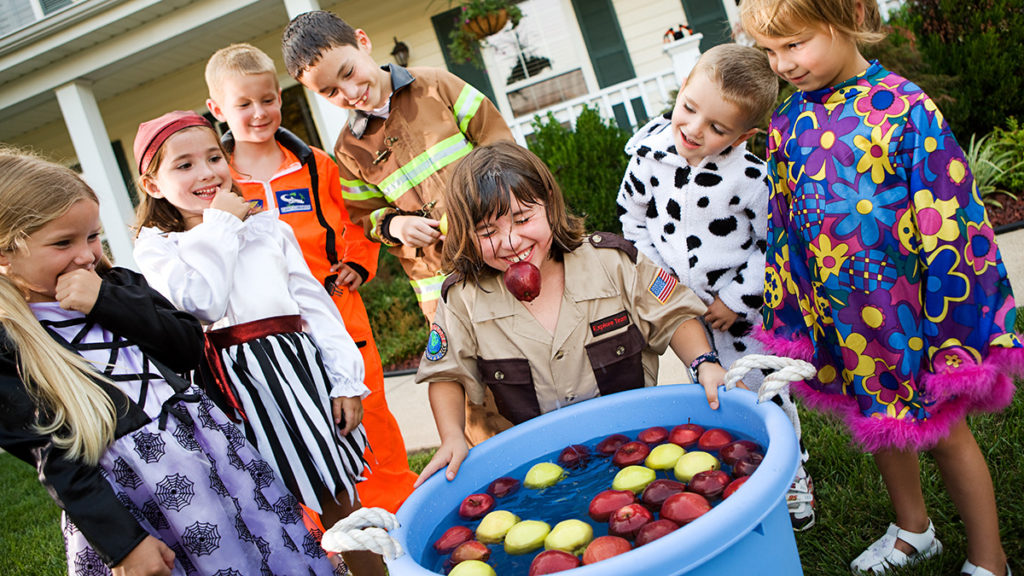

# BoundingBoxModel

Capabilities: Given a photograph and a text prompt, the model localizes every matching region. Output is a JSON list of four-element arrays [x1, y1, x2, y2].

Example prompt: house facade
[[0, 0, 746, 266]]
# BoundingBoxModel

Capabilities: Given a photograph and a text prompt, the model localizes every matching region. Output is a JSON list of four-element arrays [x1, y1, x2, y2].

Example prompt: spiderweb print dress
[[32, 302, 339, 576], [758, 61, 1024, 452]]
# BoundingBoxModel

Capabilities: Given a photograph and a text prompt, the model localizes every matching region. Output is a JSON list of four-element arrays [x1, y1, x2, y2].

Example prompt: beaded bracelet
[[689, 351, 720, 375]]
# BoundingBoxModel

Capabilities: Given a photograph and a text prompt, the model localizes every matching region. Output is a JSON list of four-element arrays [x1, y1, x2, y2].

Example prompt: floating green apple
[[504, 519, 551, 555], [644, 442, 685, 470], [612, 465, 656, 494], [673, 450, 720, 482], [524, 462, 566, 489], [476, 510, 520, 543], [448, 559, 497, 576], [544, 519, 593, 554]]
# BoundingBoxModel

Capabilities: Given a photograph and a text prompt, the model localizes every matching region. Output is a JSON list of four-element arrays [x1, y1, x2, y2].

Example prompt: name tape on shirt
[[590, 311, 631, 337], [425, 323, 448, 361], [275, 188, 313, 214], [648, 268, 678, 304]]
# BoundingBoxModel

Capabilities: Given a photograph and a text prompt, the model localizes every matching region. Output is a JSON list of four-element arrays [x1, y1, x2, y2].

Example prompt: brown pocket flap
[[585, 324, 645, 369], [477, 357, 533, 386]]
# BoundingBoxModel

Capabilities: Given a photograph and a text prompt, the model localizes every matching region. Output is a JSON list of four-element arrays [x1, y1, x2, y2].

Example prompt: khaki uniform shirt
[[415, 234, 707, 424]]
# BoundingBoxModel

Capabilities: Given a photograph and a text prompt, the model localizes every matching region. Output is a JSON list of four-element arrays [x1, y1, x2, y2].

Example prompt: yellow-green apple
[[438, 213, 449, 235], [644, 443, 685, 470], [588, 489, 636, 522], [544, 519, 593, 554], [582, 535, 632, 565], [504, 520, 551, 555], [612, 465, 656, 494], [448, 559, 496, 576], [673, 450, 720, 482], [525, 462, 566, 489], [476, 510, 520, 543], [660, 492, 712, 525]]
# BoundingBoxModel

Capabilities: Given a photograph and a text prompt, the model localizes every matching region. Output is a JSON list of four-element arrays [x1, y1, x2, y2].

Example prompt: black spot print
[[730, 196, 740, 205], [741, 238, 753, 250], [745, 153, 761, 164], [686, 235, 701, 250], [741, 294, 764, 309], [646, 200, 658, 219], [666, 199, 681, 221], [667, 144, 678, 155], [664, 222, 675, 234], [637, 145, 652, 158], [654, 151, 667, 161], [695, 172, 723, 187], [616, 203, 626, 218], [697, 197, 710, 208], [705, 162, 719, 171], [733, 341, 748, 352], [744, 208, 756, 219], [623, 182, 633, 196], [650, 175, 660, 187], [745, 167, 762, 179], [675, 166, 691, 187], [730, 320, 754, 338], [707, 268, 729, 285], [756, 240, 767, 252], [661, 235, 667, 243], [733, 272, 744, 283], [709, 217, 738, 236], [689, 255, 698, 267], [721, 145, 733, 156], [662, 111, 672, 120], [630, 173, 646, 197]]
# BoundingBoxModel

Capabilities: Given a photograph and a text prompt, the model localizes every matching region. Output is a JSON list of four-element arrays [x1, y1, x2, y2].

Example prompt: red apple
[[529, 549, 581, 575], [458, 493, 495, 520], [505, 261, 541, 301], [697, 428, 734, 452], [718, 440, 763, 466], [612, 441, 651, 467], [635, 519, 680, 546], [557, 444, 591, 469], [637, 426, 668, 445], [731, 452, 764, 478], [434, 525, 474, 554], [686, 469, 731, 500], [661, 492, 712, 525], [668, 423, 704, 448], [486, 476, 520, 498], [640, 479, 687, 512], [608, 503, 653, 540], [596, 433, 630, 455], [723, 475, 750, 499], [451, 540, 491, 564], [588, 489, 636, 522], [582, 535, 632, 565]]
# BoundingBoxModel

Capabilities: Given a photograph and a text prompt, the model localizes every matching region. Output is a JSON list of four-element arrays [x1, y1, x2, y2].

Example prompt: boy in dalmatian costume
[[617, 44, 816, 531]]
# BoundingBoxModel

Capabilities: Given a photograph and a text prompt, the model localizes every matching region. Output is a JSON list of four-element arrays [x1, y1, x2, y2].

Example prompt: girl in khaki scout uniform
[[414, 142, 733, 485]]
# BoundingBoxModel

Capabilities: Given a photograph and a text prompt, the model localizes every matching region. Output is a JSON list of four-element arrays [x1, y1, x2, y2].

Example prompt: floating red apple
[[434, 525, 474, 554], [718, 440, 763, 466], [635, 519, 680, 546], [640, 478, 686, 512], [608, 503, 653, 540], [458, 493, 495, 520], [731, 452, 763, 478], [697, 428, 734, 452], [557, 444, 591, 469], [486, 476, 520, 499], [686, 469, 731, 500], [582, 535, 632, 565], [595, 433, 630, 455], [668, 423, 704, 448], [588, 489, 636, 522], [723, 475, 750, 499], [637, 426, 668, 445], [504, 261, 541, 302], [451, 540, 491, 564], [660, 492, 712, 525], [529, 549, 581, 575], [611, 441, 651, 467]]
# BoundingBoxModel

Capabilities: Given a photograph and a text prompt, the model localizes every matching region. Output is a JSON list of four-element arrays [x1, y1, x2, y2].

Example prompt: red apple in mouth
[[607, 503, 653, 540], [588, 489, 637, 522], [486, 476, 520, 499], [595, 433, 630, 455], [458, 493, 495, 520], [504, 260, 541, 302], [668, 423, 704, 448], [557, 444, 591, 470], [434, 525, 474, 554], [634, 518, 680, 546], [612, 441, 651, 468]]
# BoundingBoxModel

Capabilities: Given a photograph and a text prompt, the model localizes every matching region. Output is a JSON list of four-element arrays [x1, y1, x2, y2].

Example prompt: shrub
[[360, 247, 429, 368], [905, 0, 1024, 137], [527, 106, 632, 234], [963, 132, 1024, 209], [991, 117, 1024, 195]]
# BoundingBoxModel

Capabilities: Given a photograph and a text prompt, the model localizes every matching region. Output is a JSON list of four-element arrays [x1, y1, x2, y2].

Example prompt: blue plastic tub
[[388, 384, 803, 575]]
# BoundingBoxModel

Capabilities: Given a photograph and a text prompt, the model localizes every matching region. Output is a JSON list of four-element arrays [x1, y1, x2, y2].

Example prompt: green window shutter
[[679, 0, 732, 52], [570, 0, 635, 89], [432, 7, 499, 105]]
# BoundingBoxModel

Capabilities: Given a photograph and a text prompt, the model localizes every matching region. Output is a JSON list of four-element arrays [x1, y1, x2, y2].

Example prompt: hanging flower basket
[[462, 8, 509, 40]]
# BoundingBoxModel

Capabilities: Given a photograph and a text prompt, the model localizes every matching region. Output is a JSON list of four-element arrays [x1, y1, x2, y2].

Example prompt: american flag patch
[[648, 269, 678, 303]]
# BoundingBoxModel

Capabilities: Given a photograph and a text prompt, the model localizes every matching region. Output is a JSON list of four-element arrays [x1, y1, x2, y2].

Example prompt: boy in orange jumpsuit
[[205, 43, 416, 514]]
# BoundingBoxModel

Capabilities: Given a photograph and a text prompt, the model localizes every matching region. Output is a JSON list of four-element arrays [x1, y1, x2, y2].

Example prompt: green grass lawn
[[3, 394, 1021, 575]]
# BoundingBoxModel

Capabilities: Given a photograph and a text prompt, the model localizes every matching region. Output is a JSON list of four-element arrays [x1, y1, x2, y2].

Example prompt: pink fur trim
[[752, 326, 814, 361]]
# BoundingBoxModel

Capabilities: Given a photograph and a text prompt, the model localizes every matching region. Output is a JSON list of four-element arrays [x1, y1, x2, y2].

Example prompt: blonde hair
[[205, 42, 278, 101], [740, 0, 885, 45], [689, 43, 780, 127], [0, 148, 119, 465], [443, 141, 585, 284]]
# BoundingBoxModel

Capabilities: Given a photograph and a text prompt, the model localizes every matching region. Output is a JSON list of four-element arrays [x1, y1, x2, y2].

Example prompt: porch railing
[[509, 69, 680, 146]]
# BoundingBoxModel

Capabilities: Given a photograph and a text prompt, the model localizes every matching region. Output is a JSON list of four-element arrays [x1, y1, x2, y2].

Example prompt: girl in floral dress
[[0, 148, 337, 575], [741, 1, 1022, 575]]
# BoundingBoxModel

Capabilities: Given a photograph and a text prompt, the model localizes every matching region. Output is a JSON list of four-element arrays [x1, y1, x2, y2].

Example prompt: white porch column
[[662, 33, 705, 85], [55, 81, 137, 269], [282, 0, 351, 155]]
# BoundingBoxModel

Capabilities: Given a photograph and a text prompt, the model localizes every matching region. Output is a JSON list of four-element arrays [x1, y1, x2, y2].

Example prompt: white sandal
[[850, 519, 943, 574], [962, 559, 1012, 576]]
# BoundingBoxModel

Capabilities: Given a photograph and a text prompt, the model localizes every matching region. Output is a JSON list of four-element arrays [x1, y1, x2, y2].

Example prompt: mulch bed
[[382, 354, 421, 374], [988, 192, 1024, 230]]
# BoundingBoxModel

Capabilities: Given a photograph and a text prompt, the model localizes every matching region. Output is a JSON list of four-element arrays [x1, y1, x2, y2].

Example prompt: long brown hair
[[443, 141, 585, 284]]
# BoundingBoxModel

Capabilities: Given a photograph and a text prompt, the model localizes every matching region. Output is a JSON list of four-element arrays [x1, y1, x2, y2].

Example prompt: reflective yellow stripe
[[368, 207, 391, 242], [453, 84, 486, 133], [340, 177, 383, 202], [410, 273, 448, 302], [377, 133, 474, 202]]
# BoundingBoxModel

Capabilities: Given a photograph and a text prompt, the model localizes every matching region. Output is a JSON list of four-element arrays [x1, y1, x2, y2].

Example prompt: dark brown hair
[[443, 141, 585, 284], [282, 10, 359, 81]]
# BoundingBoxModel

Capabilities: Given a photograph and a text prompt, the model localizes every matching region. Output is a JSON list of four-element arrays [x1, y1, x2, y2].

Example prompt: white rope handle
[[724, 354, 816, 403], [321, 507, 404, 560]]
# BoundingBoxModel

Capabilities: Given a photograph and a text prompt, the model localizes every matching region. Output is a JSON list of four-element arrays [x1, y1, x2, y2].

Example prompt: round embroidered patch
[[425, 322, 448, 361]]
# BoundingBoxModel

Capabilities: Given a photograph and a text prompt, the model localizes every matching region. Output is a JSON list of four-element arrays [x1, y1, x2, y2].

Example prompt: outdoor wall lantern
[[391, 37, 410, 67]]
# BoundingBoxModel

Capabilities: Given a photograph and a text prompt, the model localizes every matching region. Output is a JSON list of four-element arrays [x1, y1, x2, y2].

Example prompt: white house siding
[[613, 0, 688, 79]]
